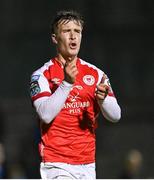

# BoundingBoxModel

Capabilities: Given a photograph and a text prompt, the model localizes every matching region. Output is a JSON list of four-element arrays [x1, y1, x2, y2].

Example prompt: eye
[[75, 29, 81, 33], [63, 29, 70, 33]]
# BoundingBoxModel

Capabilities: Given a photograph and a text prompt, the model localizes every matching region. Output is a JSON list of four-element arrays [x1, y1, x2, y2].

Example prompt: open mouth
[[69, 42, 77, 49]]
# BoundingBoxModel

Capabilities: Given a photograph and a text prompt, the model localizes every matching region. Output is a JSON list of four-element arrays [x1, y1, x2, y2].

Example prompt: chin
[[69, 50, 79, 57]]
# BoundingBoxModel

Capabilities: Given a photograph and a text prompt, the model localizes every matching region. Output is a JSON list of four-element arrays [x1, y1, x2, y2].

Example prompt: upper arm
[[30, 72, 51, 102]]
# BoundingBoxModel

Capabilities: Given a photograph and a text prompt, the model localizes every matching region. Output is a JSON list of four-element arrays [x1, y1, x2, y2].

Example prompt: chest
[[48, 64, 98, 100]]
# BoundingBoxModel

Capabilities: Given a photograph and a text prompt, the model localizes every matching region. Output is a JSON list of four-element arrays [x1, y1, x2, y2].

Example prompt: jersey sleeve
[[30, 72, 51, 102]]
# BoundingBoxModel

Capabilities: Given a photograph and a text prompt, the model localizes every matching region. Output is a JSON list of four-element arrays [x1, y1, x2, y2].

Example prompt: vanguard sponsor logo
[[63, 101, 90, 114], [64, 101, 90, 109]]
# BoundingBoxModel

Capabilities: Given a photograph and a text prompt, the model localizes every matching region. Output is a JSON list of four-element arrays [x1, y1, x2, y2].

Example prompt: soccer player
[[30, 10, 121, 179]]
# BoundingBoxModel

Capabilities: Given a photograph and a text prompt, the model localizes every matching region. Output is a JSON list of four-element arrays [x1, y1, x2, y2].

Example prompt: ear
[[51, 34, 58, 44]]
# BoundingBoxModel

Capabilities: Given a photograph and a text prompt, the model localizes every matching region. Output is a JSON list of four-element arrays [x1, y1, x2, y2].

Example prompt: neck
[[56, 54, 77, 66]]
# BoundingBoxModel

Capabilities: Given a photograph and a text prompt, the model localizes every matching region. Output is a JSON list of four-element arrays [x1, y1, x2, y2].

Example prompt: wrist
[[62, 80, 73, 87]]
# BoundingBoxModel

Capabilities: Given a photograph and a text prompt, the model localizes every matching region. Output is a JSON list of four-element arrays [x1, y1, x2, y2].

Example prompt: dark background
[[0, 0, 154, 178]]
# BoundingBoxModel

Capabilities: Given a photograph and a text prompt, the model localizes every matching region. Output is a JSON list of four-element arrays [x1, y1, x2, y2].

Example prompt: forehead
[[57, 20, 82, 30]]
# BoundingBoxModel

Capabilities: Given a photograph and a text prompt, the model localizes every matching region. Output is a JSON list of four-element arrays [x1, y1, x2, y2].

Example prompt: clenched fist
[[96, 83, 109, 101], [64, 60, 78, 84]]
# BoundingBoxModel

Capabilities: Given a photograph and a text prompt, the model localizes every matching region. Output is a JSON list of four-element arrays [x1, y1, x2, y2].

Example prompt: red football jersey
[[30, 57, 114, 164]]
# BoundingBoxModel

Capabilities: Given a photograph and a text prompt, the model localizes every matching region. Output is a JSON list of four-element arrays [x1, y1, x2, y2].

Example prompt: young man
[[30, 10, 121, 179]]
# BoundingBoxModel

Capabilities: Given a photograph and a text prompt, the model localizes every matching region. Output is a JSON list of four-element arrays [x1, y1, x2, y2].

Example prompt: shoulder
[[79, 58, 102, 71], [80, 59, 102, 71], [78, 58, 106, 85], [32, 59, 54, 75]]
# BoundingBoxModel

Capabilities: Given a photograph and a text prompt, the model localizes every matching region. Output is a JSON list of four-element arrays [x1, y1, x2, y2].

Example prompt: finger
[[97, 83, 108, 89], [96, 86, 108, 94], [96, 89, 107, 98], [67, 64, 77, 74], [65, 60, 76, 67], [96, 93, 105, 100], [96, 90, 106, 97], [64, 61, 71, 68], [101, 74, 107, 84], [65, 64, 76, 73], [96, 87, 108, 100], [96, 88, 108, 94], [71, 68, 78, 76]]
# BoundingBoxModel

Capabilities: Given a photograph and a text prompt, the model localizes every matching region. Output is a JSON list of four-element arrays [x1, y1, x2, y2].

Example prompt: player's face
[[52, 20, 82, 60]]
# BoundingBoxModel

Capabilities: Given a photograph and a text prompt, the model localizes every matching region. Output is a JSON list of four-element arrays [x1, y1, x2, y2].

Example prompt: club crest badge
[[83, 75, 95, 86]]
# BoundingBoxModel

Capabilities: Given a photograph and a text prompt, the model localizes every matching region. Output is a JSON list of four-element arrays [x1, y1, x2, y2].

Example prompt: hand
[[64, 61, 78, 84], [96, 83, 109, 101]]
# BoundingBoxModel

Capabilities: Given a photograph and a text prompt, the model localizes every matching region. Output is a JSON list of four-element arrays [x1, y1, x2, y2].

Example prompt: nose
[[70, 31, 76, 40]]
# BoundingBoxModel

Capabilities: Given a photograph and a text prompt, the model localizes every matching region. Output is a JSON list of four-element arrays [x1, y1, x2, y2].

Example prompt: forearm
[[33, 81, 73, 124], [98, 96, 121, 122]]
